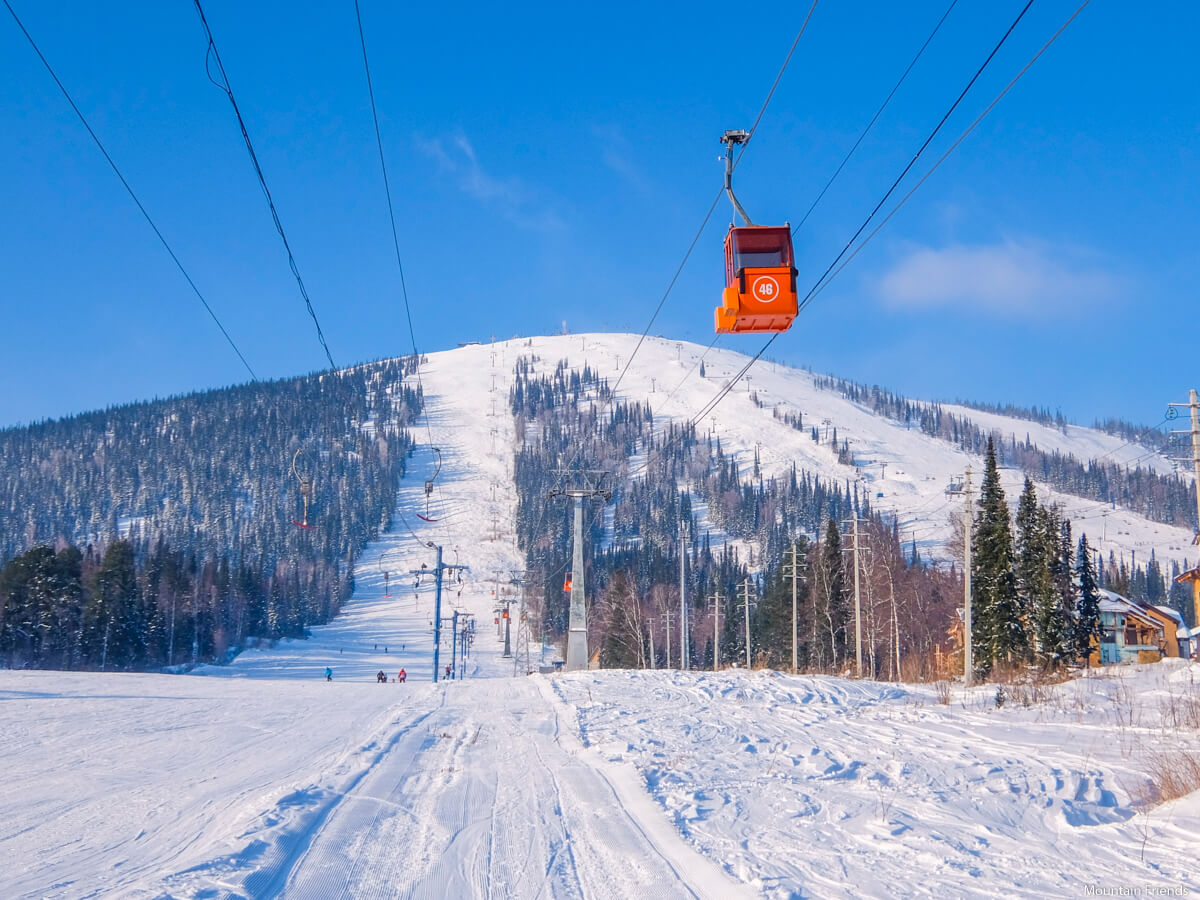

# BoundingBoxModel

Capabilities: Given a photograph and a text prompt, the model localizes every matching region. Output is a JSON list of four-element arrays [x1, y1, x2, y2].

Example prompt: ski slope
[[4, 333, 1199, 898]]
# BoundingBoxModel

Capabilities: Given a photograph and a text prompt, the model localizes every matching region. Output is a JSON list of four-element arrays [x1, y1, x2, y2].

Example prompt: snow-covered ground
[[4, 334, 1199, 898], [5, 662, 1200, 898]]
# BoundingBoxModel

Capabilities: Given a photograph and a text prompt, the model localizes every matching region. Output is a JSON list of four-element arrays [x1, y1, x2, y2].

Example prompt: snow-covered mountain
[[432, 332, 1192, 573]]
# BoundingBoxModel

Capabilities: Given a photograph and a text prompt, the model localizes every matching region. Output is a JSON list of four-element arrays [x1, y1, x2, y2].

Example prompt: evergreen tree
[[972, 437, 1024, 672], [1074, 534, 1102, 665], [1046, 516, 1077, 665], [88, 540, 141, 670], [1014, 478, 1047, 650]]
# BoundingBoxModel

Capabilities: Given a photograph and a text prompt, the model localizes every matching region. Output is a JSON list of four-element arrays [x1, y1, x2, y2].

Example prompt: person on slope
[[325, 667, 333, 681], [376, 670, 386, 683], [398, 668, 406, 683], [445, 664, 452, 680]]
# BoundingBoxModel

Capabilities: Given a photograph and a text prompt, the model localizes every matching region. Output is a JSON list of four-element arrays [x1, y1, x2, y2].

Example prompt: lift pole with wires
[[1168, 390, 1200, 543], [740, 577, 754, 669], [708, 591, 722, 671], [853, 517, 863, 676], [680, 521, 689, 671], [411, 544, 468, 683], [946, 469, 975, 685], [547, 471, 611, 671], [1168, 391, 1200, 626], [783, 541, 807, 673]]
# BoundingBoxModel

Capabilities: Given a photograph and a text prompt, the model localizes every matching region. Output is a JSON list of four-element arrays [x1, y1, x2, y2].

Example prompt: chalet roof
[[1097, 590, 1164, 629]]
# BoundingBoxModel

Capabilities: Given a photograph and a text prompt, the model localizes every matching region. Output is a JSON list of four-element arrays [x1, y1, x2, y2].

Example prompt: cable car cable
[[353, 0, 451, 534], [797, 0, 1090, 318], [2, 0, 258, 382], [792, 0, 959, 235], [797, 0, 1036, 317], [192, 0, 337, 371]]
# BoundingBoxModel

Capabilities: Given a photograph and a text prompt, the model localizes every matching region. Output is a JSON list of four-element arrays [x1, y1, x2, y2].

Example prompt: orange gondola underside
[[715, 225, 798, 334]]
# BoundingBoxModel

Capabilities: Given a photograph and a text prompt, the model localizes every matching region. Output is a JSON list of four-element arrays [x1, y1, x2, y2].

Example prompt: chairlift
[[291, 446, 317, 529], [416, 447, 443, 522], [379, 553, 392, 598]]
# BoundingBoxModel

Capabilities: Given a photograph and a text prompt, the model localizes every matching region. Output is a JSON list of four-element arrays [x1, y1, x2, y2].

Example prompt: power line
[[793, 0, 959, 234], [3, 0, 257, 381], [192, 0, 336, 370]]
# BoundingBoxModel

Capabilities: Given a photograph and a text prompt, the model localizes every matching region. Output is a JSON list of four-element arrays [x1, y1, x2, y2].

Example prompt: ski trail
[[266, 679, 743, 899]]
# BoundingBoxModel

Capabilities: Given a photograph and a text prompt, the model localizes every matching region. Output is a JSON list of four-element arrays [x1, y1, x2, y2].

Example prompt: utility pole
[[853, 517, 862, 676], [648, 618, 656, 669], [945, 468, 976, 685], [963, 469, 973, 685], [451, 609, 459, 679], [411, 544, 469, 683], [783, 541, 807, 673], [664, 607, 672, 669], [709, 592, 722, 671], [547, 471, 612, 671], [680, 521, 689, 670], [740, 577, 753, 668], [1168, 391, 1200, 627], [1168, 390, 1200, 542]]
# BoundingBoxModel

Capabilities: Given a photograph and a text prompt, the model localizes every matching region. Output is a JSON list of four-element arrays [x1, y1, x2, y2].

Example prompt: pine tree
[[972, 437, 1024, 673], [1047, 516, 1077, 665], [1075, 534, 1102, 665]]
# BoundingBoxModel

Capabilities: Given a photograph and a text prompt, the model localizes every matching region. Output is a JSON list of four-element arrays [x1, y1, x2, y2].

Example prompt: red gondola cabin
[[714, 225, 798, 334]]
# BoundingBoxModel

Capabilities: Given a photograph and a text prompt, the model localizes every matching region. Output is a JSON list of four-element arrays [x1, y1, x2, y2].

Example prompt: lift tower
[[548, 471, 611, 671]]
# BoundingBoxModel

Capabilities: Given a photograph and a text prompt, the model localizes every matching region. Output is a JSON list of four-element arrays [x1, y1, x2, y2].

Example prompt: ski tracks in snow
[[154, 678, 744, 899]]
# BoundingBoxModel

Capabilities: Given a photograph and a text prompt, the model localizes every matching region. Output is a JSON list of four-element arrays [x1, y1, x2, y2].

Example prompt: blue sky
[[2, 0, 1196, 429]]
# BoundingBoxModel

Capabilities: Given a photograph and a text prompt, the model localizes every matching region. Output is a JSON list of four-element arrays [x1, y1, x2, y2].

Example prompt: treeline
[[811, 373, 1195, 529], [0, 359, 422, 669], [0, 538, 331, 670]]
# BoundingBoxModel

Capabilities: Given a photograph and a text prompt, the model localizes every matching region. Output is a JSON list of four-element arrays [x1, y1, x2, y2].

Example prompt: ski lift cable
[[2, 0, 258, 382], [192, 0, 336, 371], [610, 0, 821, 403], [795, 0, 1037, 317], [352, 0, 453, 535], [797, 0, 1090, 317], [792, 0, 959, 236]]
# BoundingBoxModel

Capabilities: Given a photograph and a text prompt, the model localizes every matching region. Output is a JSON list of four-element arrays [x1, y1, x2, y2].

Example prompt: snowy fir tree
[[971, 438, 1024, 673], [1074, 534, 1102, 665]]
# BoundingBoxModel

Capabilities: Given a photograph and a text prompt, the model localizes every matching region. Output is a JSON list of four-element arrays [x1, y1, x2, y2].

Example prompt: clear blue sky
[[2, 0, 1196, 429]]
